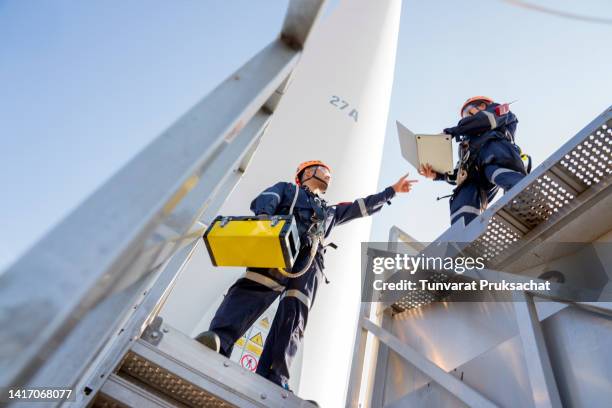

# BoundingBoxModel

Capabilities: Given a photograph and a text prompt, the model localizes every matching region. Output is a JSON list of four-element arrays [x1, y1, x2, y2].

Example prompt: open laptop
[[396, 121, 454, 174]]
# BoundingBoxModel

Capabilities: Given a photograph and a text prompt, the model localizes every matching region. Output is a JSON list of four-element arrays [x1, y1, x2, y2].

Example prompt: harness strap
[[289, 184, 299, 214], [245, 270, 285, 292]]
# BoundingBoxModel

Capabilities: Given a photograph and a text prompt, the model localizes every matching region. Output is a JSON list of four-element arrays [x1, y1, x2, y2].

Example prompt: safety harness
[[454, 125, 531, 185], [277, 185, 328, 279], [449, 123, 531, 209]]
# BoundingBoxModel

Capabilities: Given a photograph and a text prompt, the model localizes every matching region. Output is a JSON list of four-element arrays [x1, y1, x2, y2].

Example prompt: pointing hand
[[393, 172, 418, 193]]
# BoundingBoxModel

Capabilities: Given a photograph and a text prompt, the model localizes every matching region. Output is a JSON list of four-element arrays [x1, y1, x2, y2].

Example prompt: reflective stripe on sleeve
[[357, 198, 368, 217], [482, 110, 497, 129]]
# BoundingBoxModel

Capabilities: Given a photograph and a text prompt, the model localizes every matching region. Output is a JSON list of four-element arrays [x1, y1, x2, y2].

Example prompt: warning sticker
[[235, 335, 246, 348], [229, 304, 277, 368], [246, 342, 263, 356], [240, 353, 258, 372], [259, 317, 270, 329], [250, 332, 264, 347]]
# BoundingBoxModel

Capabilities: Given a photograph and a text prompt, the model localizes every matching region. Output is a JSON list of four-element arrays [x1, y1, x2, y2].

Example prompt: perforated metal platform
[[91, 320, 315, 408], [93, 373, 182, 408], [390, 272, 450, 312], [390, 106, 612, 312], [468, 115, 611, 265], [118, 352, 235, 407]]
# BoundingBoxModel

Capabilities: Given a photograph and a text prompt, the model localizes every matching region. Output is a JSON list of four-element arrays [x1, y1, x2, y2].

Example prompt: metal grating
[[470, 216, 522, 261], [559, 122, 612, 186], [392, 272, 449, 312], [505, 175, 575, 229], [470, 118, 611, 263], [119, 351, 236, 408]]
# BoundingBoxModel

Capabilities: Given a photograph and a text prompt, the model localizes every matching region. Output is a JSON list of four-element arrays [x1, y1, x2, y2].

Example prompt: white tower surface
[[161, 0, 401, 405]]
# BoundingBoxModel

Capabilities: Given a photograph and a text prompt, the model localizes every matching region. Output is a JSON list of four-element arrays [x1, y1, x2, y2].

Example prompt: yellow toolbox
[[203, 215, 301, 269]]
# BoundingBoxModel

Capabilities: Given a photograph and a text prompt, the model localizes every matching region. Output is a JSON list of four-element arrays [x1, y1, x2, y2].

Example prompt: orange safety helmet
[[460, 96, 494, 117], [295, 160, 332, 185]]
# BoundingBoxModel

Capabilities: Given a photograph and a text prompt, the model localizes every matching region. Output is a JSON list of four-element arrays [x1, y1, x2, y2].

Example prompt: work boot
[[194, 330, 220, 353]]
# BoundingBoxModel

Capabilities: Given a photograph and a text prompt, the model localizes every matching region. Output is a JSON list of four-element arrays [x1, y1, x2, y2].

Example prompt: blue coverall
[[438, 103, 527, 225], [208, 182, 396, 387]]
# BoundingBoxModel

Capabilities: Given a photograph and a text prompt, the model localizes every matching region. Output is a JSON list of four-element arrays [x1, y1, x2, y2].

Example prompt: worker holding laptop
[[418, 96, 528, 225]]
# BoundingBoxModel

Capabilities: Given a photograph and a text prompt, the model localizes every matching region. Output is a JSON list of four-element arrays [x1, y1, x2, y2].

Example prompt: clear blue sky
[[1, 0, 611, 270]]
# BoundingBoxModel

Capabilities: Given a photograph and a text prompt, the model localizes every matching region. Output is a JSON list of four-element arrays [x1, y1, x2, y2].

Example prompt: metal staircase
[[0, 1, 324, 407], [348, 105, 612, 407], [92, 319, 311, 408]]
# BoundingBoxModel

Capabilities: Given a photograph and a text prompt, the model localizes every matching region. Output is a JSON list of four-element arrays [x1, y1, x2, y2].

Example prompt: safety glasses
[[461, 102, 483, 118], [313, 166, 331, 180]]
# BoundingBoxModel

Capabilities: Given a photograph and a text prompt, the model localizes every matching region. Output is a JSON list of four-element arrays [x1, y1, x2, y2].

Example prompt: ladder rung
[[95, 373, 179, 408]]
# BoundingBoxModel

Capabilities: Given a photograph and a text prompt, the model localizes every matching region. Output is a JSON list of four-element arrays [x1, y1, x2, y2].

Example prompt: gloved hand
[[443, 128, 454, 135], [443, 127, 462, 142]]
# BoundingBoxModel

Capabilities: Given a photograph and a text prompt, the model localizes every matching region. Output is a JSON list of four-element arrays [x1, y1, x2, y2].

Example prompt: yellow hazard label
[[259, 317, 270, 329], [235, 337, 246, 347], [246, 342, 263, 356], [249, 332, 264, 347]]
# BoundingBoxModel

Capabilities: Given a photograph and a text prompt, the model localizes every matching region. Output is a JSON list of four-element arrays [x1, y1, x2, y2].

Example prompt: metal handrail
[[0, 0, 326, 395]]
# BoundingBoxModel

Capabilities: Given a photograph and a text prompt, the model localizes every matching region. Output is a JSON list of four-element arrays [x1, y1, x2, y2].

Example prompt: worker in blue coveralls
[[196, 160, 416, 390], [419, 96, 528, 225]]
